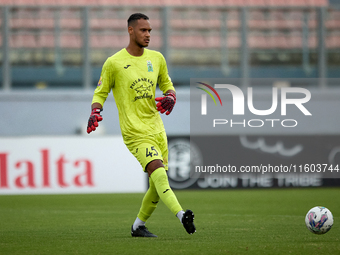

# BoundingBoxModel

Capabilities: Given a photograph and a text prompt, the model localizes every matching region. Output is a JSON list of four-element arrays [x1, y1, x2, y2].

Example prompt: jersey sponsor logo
[[135, 84, 152, 94], [130, 78, 155, 102], [132, 84, 153, 102], [124, 65, 131, 69], [147, 60, 153, 72]]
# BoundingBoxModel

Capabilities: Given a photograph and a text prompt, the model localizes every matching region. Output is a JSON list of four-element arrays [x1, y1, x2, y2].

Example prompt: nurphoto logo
[[196, 82, 312, 128]]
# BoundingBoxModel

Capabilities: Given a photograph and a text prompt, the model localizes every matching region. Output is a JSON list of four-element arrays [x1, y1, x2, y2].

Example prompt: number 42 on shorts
[[146, 146, 158, 157]]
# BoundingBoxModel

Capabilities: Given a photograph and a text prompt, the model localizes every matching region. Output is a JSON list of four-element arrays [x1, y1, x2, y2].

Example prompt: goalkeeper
[[87, 13, 195, 237]]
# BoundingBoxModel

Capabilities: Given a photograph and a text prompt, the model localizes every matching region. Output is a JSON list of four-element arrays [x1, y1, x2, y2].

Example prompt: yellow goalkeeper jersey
[[92, 48, 175, 142]]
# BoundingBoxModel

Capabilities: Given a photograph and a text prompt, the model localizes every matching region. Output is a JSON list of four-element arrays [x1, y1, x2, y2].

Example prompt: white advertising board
[[0, 136, 147, 195]]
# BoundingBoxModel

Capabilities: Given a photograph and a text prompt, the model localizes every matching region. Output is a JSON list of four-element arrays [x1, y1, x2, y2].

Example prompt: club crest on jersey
[[147, 60, 153, 72]]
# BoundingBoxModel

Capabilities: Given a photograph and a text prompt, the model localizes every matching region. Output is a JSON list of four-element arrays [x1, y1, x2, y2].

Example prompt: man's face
[[129, 19, 152, 48]]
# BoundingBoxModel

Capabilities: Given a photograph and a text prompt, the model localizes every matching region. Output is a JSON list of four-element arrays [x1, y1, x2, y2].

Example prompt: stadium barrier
[[167, 136, 340, 190], [0, 136, 146, 195], [2, 134, 339, 195]]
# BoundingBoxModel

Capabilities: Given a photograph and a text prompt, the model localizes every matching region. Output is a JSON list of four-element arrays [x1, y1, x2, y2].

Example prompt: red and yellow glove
[[87, 108, 103, 134], [155, 92, 176, 115]]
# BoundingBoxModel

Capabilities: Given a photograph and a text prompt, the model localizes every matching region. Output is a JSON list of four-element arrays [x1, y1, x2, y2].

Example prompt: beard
[[135, 38, 149, 48]]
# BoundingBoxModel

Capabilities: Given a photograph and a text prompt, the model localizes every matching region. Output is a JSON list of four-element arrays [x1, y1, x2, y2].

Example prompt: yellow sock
[[150, 167, 183, 216], [137, 177, 160, 222]]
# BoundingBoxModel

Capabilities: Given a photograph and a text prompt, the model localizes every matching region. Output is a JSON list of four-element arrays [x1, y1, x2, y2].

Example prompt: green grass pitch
[[0, 188, 339, 255]]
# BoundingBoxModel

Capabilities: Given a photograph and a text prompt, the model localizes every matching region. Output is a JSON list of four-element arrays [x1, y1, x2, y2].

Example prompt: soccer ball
[[305, 206, 334, 234]]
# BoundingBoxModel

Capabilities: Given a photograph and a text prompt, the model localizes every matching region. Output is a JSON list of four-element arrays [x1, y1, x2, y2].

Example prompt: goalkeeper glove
[[87, 108, 103, 134], [155, 92, 176, 115]]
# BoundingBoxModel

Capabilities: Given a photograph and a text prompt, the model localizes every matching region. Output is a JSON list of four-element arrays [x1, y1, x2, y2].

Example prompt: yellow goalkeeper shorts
[[125, 131, 169, 172]]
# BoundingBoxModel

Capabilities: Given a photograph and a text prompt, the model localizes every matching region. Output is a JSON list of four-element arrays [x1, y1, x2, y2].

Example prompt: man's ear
[[128, 26, 134, 35]]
